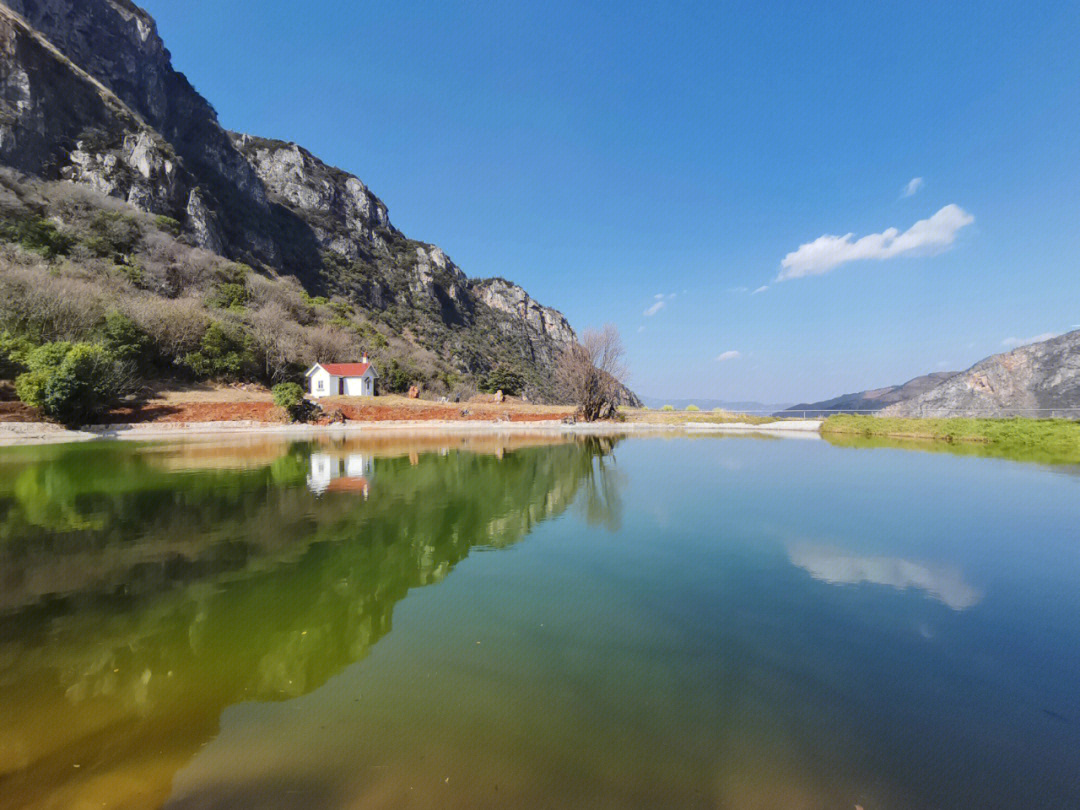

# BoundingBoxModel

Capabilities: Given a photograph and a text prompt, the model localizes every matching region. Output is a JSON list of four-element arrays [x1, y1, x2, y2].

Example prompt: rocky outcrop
[[881, 331, 1080, 418], [778, 371, 958, 417], [472, 277, 575, 344]]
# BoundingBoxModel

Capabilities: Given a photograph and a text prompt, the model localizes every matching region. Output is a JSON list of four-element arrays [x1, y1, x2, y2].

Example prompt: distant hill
[[882, 331, 1080, 418], [640, 397, 794, 413], [775, 372, 959, 417]]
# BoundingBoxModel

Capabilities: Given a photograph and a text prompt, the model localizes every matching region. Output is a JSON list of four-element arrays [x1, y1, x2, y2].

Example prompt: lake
[[1, 432, 1078, 809]]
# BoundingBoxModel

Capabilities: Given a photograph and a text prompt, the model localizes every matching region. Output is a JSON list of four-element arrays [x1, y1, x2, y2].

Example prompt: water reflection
[[787, 541, 981, 610], [0, 435, 622, 810]]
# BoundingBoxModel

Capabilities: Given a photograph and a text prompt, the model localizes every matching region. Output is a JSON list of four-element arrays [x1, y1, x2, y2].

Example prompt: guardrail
[[709, 407, 1080, 420]]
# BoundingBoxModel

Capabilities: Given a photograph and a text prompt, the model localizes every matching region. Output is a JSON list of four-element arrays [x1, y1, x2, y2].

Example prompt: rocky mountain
[[776, 372, 959, 417], [881, 331, 1080, 418], [0, 0, 600, 400]]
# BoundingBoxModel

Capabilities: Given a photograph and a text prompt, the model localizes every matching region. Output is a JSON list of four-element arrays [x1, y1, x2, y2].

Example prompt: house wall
[[309, 368, 338, 398], [342, 372, 375, 397]]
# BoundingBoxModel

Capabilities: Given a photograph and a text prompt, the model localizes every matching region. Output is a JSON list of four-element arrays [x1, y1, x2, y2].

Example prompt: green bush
[[0, 214, 75, 258], [83, 211, 141, 258], [479, 365, 525, 396], [0, 330, 35, 379], [182, 322, 255, 380], [686, 404, 700, 411], [661, 404, 675, 411], [15, 342, 125, 425], [153, 215, 182, 236], [209, 281, 250, 310], [99, 311, 154, 369], [272, 382, 314, 422]]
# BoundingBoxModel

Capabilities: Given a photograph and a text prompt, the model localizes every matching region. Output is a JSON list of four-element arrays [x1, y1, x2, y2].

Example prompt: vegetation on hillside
[[822, 414, 1080, 464], [0, 170, 562, 422]]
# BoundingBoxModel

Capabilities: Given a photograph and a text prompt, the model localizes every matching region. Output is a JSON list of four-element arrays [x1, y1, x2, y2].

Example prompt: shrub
[[182, 322, 255, 380], [686, 404, 700, 411], [208, 281, 249, 310], [83, 211, 141, 258], [0, 330, 34, 379], [15, 342, 126, 425], [0, 214, 75, 258], [480, 365, 525, 396], [272, 382, 315, 422], [153, 215, 182, 236], [661, 404, 675, 411], [99, 311, 154, 369]]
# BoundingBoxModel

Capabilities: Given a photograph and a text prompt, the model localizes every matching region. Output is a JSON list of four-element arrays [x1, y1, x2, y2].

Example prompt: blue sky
[[141, 0, 1080, 402]]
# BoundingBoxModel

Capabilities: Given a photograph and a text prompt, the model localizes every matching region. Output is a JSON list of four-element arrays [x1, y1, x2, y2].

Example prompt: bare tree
[[558, 324, 629, 421]]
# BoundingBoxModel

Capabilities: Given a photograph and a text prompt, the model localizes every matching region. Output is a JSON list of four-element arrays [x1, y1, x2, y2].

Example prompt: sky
[[140, 0, 1080, 402]]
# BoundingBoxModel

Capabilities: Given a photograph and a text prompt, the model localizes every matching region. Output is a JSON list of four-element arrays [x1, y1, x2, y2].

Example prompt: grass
[[821, 414, 1080, 465]]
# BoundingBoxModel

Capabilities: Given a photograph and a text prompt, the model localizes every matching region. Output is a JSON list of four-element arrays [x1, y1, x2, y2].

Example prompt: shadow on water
[[0, 434, 623, 810]]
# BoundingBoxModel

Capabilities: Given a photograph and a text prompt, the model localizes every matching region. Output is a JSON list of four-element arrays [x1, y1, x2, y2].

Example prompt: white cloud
[[777, 204, 974, 280], [752, 285, 769, 294], [643, 300, 665, 317], [716, 350, 741, 362], [636, 325, 646, 333], [728, 286, 749, 293], [902, 177, 924, 197], [1001, 332, 1058, 348]]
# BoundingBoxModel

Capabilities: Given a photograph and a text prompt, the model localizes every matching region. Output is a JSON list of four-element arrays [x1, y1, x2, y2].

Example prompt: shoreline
[[0, 418, 824, 447]]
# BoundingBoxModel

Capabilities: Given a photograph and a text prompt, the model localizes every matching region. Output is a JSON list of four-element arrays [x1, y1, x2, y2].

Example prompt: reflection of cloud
[[787, 542, 980, 610]]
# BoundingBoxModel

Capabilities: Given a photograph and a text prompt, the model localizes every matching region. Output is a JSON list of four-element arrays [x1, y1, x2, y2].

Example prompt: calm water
[[1, 433, 1078, 809]]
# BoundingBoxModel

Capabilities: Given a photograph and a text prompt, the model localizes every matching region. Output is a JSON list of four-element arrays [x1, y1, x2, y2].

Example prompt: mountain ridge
[[0, 0, 623, 401]]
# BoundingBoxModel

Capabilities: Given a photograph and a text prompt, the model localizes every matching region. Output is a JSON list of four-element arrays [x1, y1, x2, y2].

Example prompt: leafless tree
[[557, 324, 629, 421]]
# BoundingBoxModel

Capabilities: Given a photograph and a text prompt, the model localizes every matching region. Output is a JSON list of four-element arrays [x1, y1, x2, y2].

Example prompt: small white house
[[306, 355, 378, 398]]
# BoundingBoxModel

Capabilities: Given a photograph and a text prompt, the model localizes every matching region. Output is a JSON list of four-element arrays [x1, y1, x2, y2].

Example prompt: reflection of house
[[306, 355, 378, 398], [307, 453, 373, 497]]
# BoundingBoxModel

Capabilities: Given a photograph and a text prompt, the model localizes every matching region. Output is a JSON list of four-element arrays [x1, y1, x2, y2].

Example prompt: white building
[[305, 356, 378, 398]]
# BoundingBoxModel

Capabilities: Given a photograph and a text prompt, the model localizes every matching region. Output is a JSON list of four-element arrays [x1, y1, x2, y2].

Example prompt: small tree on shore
[[557, 324, 629, 421]]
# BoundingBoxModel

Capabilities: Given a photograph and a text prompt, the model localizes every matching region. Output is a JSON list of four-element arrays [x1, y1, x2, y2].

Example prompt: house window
[[317, 379, 325, 391]]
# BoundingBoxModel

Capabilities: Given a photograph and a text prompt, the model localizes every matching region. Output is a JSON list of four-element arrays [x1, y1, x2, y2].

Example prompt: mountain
[[881, 331, 1080, 418], [0, 0, 613, 401], [776, 372, 959, 417]]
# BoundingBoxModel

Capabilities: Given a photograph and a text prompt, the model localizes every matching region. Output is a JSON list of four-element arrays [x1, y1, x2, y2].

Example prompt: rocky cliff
[[0, 0, 593, 399], [777, 371, 958, 417], [881, 331, 1080, 418]]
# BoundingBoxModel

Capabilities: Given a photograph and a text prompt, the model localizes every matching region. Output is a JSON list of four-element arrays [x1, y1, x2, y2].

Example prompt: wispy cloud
[[1001, 332, 1058, 348], [752, 285, 769, 294], [716, 350, 741, 362], [778, 204, 974, 280], [902, 177, 924, 197], [727, 285, 749, 293], [643, 292, 676, 317], [636, 325, 646, 333]]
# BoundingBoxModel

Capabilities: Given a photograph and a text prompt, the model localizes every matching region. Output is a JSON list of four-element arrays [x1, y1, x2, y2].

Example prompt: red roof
[[318, 363, 373, 377]]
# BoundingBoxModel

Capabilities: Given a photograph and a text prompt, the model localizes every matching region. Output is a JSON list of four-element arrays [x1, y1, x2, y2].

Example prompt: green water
[[0, 434, 1078, 809]]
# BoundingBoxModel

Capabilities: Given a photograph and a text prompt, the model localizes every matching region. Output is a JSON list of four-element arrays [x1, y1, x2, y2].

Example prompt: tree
[[272, 382, 315, 422], [480, 365, 525, 397], [15, 342, 129, 426], [557, 324, 629, 421]]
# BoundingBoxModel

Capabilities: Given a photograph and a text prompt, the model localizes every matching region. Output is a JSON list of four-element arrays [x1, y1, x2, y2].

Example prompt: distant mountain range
[[775, 372, 958, 417], [776, 330, 1080, 419]]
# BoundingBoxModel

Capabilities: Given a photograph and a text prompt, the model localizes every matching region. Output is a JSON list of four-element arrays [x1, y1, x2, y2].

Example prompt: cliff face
[[881, 331, 1080, 418], [0, 0, 591, 399]]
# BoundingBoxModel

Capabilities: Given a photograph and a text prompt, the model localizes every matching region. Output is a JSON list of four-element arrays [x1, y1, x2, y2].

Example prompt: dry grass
[[620, 407, 782, 426]]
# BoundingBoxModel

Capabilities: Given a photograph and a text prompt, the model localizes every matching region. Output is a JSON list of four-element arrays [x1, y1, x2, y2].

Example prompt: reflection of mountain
[[0, 436, 622, 810], [787, 542, 981, 610]]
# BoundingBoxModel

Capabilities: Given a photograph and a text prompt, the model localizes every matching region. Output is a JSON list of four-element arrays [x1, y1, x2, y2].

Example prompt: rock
[[407, 385, 419, 399], [494, 389, 504, 403]]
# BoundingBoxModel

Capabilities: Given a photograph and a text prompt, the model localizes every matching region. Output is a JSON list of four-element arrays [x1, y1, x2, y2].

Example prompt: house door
[[339, 378, 344, 395]]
